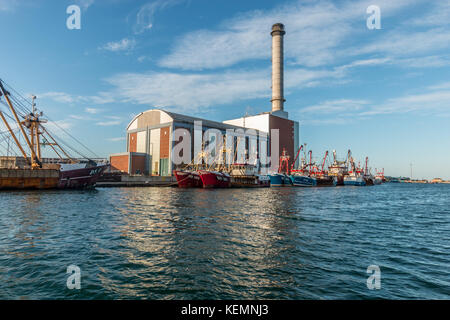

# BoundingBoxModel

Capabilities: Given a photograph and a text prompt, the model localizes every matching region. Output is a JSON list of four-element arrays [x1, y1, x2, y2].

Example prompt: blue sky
[[0, 0, 449, 179]]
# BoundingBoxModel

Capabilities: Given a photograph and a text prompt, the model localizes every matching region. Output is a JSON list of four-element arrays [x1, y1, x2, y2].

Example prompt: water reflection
[[1, 184, 449, 299]]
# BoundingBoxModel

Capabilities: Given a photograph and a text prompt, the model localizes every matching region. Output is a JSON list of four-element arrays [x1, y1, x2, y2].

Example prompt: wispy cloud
[[108, 137, 126, 142], [38, 92, 80, 104], [99, 38, 136, 52], [301, 99, 369, 114], [104, 64, 350, 113], [410, 1, 450, 26], [96, 121, 121, 126], [0, 0, 18, 12], [300, 81, 450, 125], [158, 0, 419, 70], [361, 87, 450, 116], [85, 107, 103, 114], [74, 0, 95, 11], [133, 0, 185, 34], [38, 91, 115, 105]]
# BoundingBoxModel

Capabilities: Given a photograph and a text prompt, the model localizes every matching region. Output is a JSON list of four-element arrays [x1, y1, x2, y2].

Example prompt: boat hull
[[198, 171, 231, 188], [364, 176, 375, 186], [289, 175, 317, 187], [331, 175, 345, 186], [343, 176, 366, 186], [231, 175, 270, 188], [58, 165, 107, 189], [269, 173, 292, 187], [315, 176, 336, 187], [174, 170, 203, 188]]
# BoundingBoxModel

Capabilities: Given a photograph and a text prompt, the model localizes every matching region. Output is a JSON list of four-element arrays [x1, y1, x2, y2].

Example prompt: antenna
[[31, 95, 37, 115]]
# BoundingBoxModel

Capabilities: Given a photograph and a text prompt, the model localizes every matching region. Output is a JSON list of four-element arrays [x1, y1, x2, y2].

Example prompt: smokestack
[[271, 23, 285, 113]]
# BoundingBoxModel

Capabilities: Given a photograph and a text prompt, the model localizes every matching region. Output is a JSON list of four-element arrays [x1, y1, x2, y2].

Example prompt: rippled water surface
[[0, 184, 449, 299]]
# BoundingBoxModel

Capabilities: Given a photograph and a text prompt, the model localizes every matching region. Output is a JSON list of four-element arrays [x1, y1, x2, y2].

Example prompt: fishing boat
[[363, 157, 374, 186], [343, 156, 366, 186], [269, 148, 292, 187], [228, 163, 270, 188], [328, 150, 349, 186], [198, 170, 231, 188], [289, 145, 316, 187], [173, 169, 203, 188], [0, 79, 107, 190], [374, 168, 385, 184], [309, 150, 335, 187]]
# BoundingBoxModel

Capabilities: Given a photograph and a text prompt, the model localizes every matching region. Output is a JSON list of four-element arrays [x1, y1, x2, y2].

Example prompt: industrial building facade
[[110, 109, 273, 176]]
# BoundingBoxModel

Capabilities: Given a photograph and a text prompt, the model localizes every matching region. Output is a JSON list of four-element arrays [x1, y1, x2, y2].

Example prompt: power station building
[[110, 23, 299, 176]]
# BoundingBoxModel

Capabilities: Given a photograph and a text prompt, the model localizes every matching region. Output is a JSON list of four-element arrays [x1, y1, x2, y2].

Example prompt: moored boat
[[198, 170, 231, 188], [269, 173, 291, 186], [229, 163, 270, 187], [0, 80, 107, 190], [269, 148, 292, 187], [344, 175, 366, 186], [58, 162, 107, 189], [173, 169, 203, 188], [328, 150, 349, 186], [289, 173, 316, 187]]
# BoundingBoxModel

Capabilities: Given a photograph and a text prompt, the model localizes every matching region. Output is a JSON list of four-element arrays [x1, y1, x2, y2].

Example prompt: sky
[[0, 0, 449, 179]]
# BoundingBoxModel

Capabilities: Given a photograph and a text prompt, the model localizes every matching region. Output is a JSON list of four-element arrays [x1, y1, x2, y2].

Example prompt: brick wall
[[110, 154, 129, 172]]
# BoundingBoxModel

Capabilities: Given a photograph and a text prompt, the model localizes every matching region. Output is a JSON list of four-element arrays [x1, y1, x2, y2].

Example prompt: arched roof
[[126, 109, 174, 131]]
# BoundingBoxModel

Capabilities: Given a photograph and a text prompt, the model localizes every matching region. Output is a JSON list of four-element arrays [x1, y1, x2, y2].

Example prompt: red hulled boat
[[173, 170, 203, 188]]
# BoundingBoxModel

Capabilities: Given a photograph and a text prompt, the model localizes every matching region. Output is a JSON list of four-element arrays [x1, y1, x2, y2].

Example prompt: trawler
[[328, 150, 349, 186], [0, 79, 107, 189], [343, 156, 366, 186], [289, 145, 317, 187], [269, 148, 292, 187], [309, 150, 335, 187]]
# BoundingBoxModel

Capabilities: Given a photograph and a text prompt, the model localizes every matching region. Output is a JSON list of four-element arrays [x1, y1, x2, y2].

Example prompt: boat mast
[[0, 81, 41, 168], [291, 144, 303, 171], [0, 111, 30, 163], [321, 151, 329, 175]]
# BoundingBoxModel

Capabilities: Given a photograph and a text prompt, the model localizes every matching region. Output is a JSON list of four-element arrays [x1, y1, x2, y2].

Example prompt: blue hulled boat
[[289, 174, 317, 187], [269, 173, 292, 186], [343, 175, 366, 186], [269, 148, 292, 187]]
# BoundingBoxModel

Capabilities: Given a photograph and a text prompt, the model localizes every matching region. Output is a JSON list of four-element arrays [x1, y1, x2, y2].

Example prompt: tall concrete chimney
[[271, 23, 285, 113]]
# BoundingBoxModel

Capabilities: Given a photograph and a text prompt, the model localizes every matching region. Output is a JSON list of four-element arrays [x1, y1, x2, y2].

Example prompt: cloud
[[96, 120, 122, 126], [74, 0, 95, 11], [108, 137, 126, 142], [298, 80, 450, 125], [104, 64, 349, 113], [0, 0, 18, 12], [158, 0, 419, 70], [45, 119, 74, 132], [361, 88, 450, 116], [356, 28, 450, 57], [85, 107, 103, 114], [301, 99, 369, 114], [38, 92, 80, 104], [134, 0, 184, 34], [410, 1, 450, 26], [99, 38, 136, 52], [38, 91, 115, 105]]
